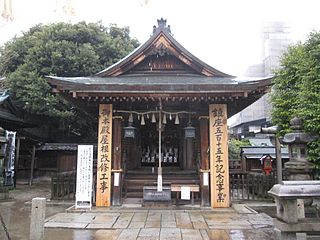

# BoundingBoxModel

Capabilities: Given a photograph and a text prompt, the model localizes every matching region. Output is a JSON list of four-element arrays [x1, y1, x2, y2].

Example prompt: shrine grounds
[[0, 180, 280, 240]]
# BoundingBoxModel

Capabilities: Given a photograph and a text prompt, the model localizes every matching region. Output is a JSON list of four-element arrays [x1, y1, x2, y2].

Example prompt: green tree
[[0, 21, 139, 140], [228, 138, 250, 160], [271, 31, 320, 166]]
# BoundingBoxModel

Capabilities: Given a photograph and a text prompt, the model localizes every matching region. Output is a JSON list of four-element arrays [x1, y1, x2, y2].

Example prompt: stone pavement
[[44, 204, 275, 239]]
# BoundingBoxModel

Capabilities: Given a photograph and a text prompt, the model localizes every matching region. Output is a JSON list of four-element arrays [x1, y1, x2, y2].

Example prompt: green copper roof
[[47, 74, 271, 93], [48, 75, 237, 85]]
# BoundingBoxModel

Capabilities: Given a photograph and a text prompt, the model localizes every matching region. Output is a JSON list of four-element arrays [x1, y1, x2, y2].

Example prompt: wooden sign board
[[76, 145, 93, 209], [96, 104, 113, 207], [209, 104, 230, 208]]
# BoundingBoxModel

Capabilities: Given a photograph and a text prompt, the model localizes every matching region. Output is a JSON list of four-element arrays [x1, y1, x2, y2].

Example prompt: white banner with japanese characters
[[76, 145, 93, 209]]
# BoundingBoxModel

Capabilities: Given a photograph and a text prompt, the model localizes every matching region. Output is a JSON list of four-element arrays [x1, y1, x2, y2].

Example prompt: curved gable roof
[[95, 18, 233, 78]]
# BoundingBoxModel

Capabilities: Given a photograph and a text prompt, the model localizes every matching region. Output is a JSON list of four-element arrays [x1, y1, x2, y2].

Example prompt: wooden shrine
[[47, 18, 271, 208]]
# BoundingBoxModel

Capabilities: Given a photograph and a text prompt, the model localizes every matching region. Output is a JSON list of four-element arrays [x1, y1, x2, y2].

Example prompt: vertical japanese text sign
[[96, 104, 113, 207], [76, 145, 93, 208], [209, 104, 230, 208]]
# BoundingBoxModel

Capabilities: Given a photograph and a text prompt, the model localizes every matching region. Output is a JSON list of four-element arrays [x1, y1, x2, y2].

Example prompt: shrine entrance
[[120, 102, 199, 201], [140, 120, 180, 168], [123, 104, 197, 171]]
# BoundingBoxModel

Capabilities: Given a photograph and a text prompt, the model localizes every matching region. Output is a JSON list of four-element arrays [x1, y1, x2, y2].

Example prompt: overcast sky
[[1, 0, 320, 76]]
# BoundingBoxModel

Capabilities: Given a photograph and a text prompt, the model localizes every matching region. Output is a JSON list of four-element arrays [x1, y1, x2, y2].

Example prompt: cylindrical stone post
[[30, 197, 46, 240]]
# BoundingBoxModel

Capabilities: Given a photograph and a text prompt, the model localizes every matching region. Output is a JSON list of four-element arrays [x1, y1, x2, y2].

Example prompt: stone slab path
[[44, 205, 275, 239]]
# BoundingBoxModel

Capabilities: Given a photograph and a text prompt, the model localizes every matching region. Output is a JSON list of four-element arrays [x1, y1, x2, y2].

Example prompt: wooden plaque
[[209, 104, 230, 208], [96, 104, 113, 206]]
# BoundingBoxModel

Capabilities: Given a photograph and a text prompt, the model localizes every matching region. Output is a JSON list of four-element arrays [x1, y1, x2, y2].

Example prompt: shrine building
[[47, 19, 271, 208]]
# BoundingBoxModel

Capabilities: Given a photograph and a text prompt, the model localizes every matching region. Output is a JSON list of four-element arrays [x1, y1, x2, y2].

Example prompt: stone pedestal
[[268, 181, 320, 240]]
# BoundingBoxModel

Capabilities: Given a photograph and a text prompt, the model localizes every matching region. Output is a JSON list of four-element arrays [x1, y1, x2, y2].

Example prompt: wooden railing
[[50, 170, 279, 201], [51, 172, 76, 200], [230, 171, 277, 200]]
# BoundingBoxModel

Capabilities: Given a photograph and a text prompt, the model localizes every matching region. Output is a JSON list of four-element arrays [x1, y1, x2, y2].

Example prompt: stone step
[[123, 169, 200, 198], [125, 192, 143, 198]]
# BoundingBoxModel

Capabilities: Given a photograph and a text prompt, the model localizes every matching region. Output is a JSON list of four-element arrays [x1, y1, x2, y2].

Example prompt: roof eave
[[45, 75, 271, 92]]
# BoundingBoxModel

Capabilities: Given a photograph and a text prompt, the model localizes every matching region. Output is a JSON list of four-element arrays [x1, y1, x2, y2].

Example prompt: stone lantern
[[282, 117, 315, 181]]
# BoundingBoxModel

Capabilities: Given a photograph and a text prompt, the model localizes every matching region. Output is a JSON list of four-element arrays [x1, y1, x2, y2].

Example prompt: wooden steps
[[123, 168, 200, 198]]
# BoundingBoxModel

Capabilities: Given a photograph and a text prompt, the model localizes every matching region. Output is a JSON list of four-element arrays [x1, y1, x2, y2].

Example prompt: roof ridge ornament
[[153, 18, 171, 34]]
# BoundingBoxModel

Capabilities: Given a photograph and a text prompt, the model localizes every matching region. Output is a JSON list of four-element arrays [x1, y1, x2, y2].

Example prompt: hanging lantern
[[169, 113, 172, 120], [151, 113, 156, 123], [141, 114, 145, 125], [174, 114, 179, 125], [124, 122, 136, 138], [184, 121, 196, 139], [162, 113, 167, 124]]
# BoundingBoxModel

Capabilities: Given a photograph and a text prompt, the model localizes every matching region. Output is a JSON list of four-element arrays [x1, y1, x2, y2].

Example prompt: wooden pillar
[[241, 151, 247, 172], [199, 116, 210, 207], [14, 137, 21, 188], [29, 145, 36, 186], [209, 104, 230, 208], [112, 116, 122, 206], [178, 129, 184, 169], [126, 138, 134, 170], [186, 138, 194, 169], [182, 137, 187, 170], [275, 137, 282, 184]]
